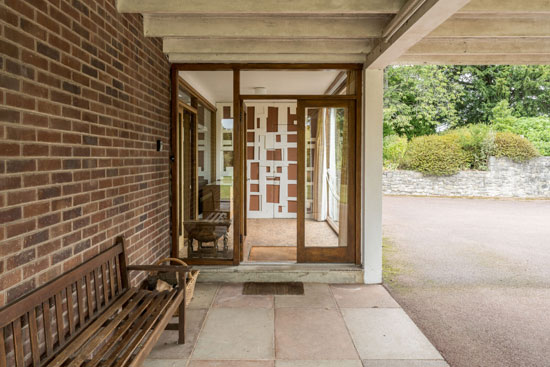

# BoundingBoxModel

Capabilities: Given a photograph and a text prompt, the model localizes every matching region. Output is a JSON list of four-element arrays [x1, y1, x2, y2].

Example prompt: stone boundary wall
[[383, 157, 550, 198]]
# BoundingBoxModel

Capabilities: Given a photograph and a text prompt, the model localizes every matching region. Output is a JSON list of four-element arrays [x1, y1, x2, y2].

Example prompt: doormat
[[248, 246, 297, 262], [243, 282, 304, 295]]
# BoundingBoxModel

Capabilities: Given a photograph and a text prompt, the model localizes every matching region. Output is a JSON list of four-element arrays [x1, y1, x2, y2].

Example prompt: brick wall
[[0, 0, 172, 307]]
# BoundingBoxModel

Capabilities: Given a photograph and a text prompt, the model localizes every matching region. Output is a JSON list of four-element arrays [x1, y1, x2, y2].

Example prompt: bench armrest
[[126, 264, 191, 274]]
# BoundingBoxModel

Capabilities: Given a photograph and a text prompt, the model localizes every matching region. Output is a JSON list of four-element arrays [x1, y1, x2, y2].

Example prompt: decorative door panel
[[247, 102, 298, 219]]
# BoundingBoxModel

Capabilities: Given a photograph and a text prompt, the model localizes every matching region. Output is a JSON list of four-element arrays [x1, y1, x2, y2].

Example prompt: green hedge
[[400, 135, 469, 176], [383, 135, 408, 170], [445, 124, 495, 170], [494, 132, 539, 162]]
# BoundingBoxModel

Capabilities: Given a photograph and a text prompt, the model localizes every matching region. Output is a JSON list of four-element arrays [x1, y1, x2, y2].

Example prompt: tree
[[384, 65, 462, 139], [447, 65, 550, 125]]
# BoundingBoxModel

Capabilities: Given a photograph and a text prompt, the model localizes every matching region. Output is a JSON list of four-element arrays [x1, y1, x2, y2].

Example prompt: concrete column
[[362, 69, 384, 284]]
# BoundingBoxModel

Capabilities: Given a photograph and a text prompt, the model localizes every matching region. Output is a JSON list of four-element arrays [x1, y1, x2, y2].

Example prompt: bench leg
[[178, 278, 186, 344]]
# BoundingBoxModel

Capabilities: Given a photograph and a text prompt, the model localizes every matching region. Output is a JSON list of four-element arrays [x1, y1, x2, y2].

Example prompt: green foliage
[[493, 132, 539, 163], [400, 135, 468, 176], [384, 65, 462, 139], [447, 65, 550, 125], [383, 135, 408, 170], [491, 101, 550, 155], [445, 125, 495, 170]]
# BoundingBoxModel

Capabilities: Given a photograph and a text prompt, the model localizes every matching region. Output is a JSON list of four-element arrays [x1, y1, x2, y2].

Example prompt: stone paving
[[143, 283, 448, 367]]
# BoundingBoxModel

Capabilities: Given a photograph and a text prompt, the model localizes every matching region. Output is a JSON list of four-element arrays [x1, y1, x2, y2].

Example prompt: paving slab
[[342, 308, 442, 360], [188, 361, 274, 367], [188, 283, 219, 309], [148, 310, 207, 359], [275, 283, 336, 309], [362, 360, 449, 367], [330, 285, 400, 308], [192, 308, 274, 360], [142, 359, 187, 367], [275, 308, 358, 360], [213, 283, 274, 308], [276, 360, 363, 367]]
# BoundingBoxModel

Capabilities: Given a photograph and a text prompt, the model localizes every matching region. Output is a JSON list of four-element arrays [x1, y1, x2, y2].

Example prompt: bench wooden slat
[[108, 259, 116, 299], [84, 292, 156, 367], [42, 301, 54, 356], [129, 290, 184, 367], [0, 243, 124, 328], [93, 268, 102, 310], [67, 291, 148, 367], [100, 292, 171, 367], [101, 264, 109, 305], [76, 279, 85, 327], [13, 319, 24, 367], [66, 286, 75, 335], [28, 308, 40, 367], [85, 274, 94, 319], [54, 292, 65, 345], [115, 256, 122, 294], [0, 328, 6, 367], [0, 237, 186, 367], [47, 288, 137, 367], [109, 291, 177, 367]]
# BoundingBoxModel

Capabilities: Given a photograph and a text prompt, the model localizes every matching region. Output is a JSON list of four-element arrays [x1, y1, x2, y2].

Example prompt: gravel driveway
[[382, 196, 550, 367]]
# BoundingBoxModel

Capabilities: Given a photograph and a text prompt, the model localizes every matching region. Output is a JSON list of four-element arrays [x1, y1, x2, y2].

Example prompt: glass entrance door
[[297, 100, 356, 263]]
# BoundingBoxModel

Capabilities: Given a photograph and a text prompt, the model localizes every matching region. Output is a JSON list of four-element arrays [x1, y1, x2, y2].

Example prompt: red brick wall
[[0, 0, 171, 306]]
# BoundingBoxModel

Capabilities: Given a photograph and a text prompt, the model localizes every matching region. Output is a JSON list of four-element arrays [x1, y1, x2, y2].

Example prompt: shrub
[[493, 132, 539, 162], [494, 116, 550, 156], [400, 134, 468, 176], [446, 124, 495, 170], [383, 135, 408, 170]]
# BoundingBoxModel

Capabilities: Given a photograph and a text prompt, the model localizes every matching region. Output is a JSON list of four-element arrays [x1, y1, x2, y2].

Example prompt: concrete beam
[[168, 53, 367, 63], [431, 16, 550, 38], [397, 54, 550, 65], [410, 38, 550, 55], [365, 0, 472, 69], [117, 0, 405, 15], [362, 69, 384, 284], [144, 15, 387, 39], [460, 0, 550, 14], [163, 38, 375, 55]]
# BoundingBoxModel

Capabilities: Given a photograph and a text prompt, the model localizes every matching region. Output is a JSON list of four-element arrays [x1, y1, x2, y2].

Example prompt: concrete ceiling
[[179, 70, 342, 104], [117, 0, 550, 67]]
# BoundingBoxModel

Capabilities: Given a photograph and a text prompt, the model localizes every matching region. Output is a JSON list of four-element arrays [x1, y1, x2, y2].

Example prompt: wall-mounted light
[[156, 140, 163, 152]]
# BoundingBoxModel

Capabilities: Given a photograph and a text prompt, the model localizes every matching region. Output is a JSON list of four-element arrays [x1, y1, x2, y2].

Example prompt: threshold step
[[194, 264, 363, 284]]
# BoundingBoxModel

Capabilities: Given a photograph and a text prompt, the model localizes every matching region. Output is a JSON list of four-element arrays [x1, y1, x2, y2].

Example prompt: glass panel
[[178, 71, 234, 261], [305, 106, 349, 248]]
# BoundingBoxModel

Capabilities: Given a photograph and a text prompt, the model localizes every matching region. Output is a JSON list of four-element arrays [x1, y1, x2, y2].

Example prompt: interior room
[[177, 70, 354, 263]]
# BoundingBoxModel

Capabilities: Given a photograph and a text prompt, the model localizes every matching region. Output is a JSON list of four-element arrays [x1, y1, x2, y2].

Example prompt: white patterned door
[[246, 102, 298, 219]]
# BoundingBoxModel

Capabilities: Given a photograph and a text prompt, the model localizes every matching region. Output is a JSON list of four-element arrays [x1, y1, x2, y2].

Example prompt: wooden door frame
[[297, 99, 357, 263], [170, 64, 363, 266]]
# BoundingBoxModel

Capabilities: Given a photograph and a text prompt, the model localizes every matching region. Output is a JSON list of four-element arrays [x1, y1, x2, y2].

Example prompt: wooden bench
[[0, 236, 190, 367]]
